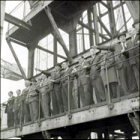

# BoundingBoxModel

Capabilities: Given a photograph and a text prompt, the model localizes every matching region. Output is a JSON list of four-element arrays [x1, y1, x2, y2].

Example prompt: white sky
[[1, 1, 27, 103]]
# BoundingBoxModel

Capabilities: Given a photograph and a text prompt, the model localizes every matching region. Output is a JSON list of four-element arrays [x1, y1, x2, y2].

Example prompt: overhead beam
[[5, 13, 31, 30], [44, 7, 73, 63], [8, 37, 28, 48], [78, 21, 109, 40], [37, 45, 67, 60], [53, 37, 57, 65], [6, 38, 27, 79], [97, 17, 112, 38]]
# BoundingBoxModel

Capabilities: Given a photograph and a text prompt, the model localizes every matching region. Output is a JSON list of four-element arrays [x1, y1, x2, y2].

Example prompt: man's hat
[[117, 31, 126, 39], [132, 19, 139, 28]]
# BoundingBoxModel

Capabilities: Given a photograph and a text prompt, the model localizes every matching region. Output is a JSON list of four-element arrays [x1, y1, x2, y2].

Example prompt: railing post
[[67, 75, 72, 119]]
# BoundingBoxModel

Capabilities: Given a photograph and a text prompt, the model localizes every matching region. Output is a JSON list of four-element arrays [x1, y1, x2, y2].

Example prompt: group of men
[[3, 21, 139, 128]]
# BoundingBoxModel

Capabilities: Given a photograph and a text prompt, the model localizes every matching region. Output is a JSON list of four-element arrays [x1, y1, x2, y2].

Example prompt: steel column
[[27, 48, 35, 79]]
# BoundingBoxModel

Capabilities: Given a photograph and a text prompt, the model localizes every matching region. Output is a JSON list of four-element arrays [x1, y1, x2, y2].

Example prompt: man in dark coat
[[51, 64, 64, 114], [39, 74, 52, 118], [14, 89, 22, 127], [101, 52, 118, 99], [77, 56, 93, 107], [5, 91, 15, 128], [21, 81, 31, 125], [28, 80, 39, 122]]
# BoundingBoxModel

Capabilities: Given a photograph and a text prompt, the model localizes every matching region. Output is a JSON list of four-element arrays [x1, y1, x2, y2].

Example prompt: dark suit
[[101, 52, 118, 99], [78, 60, 93, 107], [21, 88, 31, 124], [127, 34, 139, 90], [14, 95, 22, 126], [5, 96, 15, 128], [28, 84, 39, 122], [90, 53, 106, 102], [51, 71, 64, 114]]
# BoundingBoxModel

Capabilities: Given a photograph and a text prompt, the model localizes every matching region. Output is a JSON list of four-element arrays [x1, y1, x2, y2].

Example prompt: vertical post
[[107, 1, 117, 38], [87, 7, 94, 47], [28, 47, 35, 79], [121, 1, 127, 31], [93, 4, 99, 45], [53, 36, 57, 65], [1, 1, 6, 40], [81, 17, 85, 51], [67, 75, 72, 119], [69, 28, 77, 57]]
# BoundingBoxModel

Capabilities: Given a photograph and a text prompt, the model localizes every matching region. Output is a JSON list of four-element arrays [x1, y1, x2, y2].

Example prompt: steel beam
[[27, 48, 35, 79], [98, 17, 112, 38], [53, 37, 57, 65], [107, 1, 117, 37], [37, 45, 67, 60], [93, 5, 100, 44], [100, 1, 109, 9], [5, 13, 31, 30], [78, 21, 109, 40], [6, 38, 27, 79], [44, 7, 73, 63], [87, 7, 94, 46], [8, 37, 28, 48], [1, 1, 6, 38]]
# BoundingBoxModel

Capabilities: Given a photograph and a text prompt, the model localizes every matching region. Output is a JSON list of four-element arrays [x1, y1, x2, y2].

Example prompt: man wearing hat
[[77, 55, 93, 107], [5, 91, 15, 128], [89, 47, 106, 103]]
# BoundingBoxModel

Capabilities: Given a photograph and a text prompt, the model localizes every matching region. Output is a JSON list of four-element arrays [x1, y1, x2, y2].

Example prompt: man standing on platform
[[5, 91, 15, 128], [14, 89, 22, 127]]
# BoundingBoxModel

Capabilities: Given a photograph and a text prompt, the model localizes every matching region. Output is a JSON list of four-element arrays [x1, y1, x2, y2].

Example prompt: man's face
[[90, 49, 95, 55], [16, 90, 21, 96], [8, 92, 13, 97], [134, 23, 139, 32], [55, 66, 60, 72], [119, 35, 126, 43], [25, 80, 31, 87], [79, 57, 84, 64], [62, 62, 68, 69]]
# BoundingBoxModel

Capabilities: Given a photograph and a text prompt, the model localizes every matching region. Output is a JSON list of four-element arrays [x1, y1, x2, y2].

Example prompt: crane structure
[[1, 59, 23, 81], [1, 0, 139, 139]]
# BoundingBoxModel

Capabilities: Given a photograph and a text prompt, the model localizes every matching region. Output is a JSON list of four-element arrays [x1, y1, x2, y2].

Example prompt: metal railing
[[1, 44, 139, 130]]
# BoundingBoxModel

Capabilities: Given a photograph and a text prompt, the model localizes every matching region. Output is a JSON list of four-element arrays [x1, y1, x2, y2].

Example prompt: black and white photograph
[[0, 0, 139, 139]]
